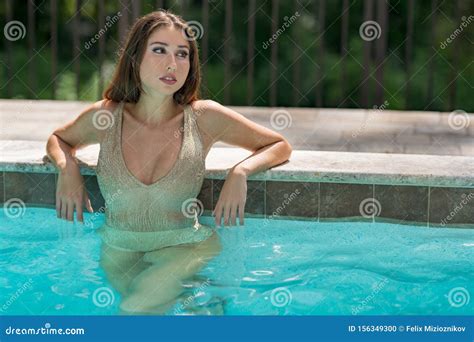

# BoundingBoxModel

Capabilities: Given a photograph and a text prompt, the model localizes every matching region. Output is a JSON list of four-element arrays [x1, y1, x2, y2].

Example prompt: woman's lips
[[159, 77, 177, 85]]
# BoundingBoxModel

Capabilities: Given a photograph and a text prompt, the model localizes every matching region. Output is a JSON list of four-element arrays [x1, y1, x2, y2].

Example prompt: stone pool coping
[[1, 140, 473, 187], [1, 140, 473, 228]]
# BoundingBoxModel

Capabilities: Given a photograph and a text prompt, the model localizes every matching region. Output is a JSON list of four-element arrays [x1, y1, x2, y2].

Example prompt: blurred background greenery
[[0, 0, 473, 111]]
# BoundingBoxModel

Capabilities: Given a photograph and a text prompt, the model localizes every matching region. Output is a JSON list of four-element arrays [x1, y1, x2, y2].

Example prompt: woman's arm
[[196, 100, 293, 227], [46, 99, 113, 222], [46, 99, 111, 170]]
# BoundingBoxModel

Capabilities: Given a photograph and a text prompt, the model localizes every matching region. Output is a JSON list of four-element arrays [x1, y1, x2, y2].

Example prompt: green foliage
[[0, 0, 472, 111]]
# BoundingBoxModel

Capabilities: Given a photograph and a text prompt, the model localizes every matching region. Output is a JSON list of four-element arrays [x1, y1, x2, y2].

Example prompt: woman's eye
[[177, 51, 188, 58], [152, 47, 165, 54]]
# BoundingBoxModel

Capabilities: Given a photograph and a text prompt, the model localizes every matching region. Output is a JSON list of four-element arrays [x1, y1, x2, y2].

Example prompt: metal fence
[[1, 0, 472, 110]]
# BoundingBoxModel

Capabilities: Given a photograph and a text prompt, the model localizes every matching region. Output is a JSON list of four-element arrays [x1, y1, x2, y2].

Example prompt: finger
[[230, 203, 238, 226], [56, 196, 61, 218], [238, 202, 245, 226], [76, 200, 83, 223], [84, 191, 94, 213], [61, 199, 67, 220], [66, 200, 74, 221], [214, 204, 222, 227], [223, 204, 231, 227]]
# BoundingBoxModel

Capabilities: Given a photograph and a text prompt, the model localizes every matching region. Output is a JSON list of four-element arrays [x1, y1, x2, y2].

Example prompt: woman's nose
[[166, 56, 177, 72]]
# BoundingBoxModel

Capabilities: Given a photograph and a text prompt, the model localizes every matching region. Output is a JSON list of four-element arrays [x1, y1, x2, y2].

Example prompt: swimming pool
[[1, 206, 472, 315]]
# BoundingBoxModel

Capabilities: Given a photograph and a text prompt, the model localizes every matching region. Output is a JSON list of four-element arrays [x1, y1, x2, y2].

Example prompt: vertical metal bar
[[374, 0, 388, 105], [119, 0, 130, 44], [270, 0, 279, 107], [5, 0, 13, 98], [247, 0, 256, 105], [51, 0, 58, 99], [223, 0, 232, 104], [28, 0, 37, 98], [448, 0, 461, 110], [98, 0, 105, 99], [73, 0, 81, 99], [361, 0, 373, 108], [315, 0, 326, 107], [426, 0, 437, 108], [405, 0, 414, 109], [201, 0, 209, 94], [180, 0, 186, 17], [132, 0, 141, 22], [340, 0, 349, 107], [292, 0, 301, 106]]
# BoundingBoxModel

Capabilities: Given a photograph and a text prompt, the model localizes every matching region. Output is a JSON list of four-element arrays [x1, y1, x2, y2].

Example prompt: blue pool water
[[0, 207, 473, 315]]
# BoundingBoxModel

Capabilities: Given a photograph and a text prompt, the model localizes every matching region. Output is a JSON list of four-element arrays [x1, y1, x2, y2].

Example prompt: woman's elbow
[[281, 139, 293, 160]]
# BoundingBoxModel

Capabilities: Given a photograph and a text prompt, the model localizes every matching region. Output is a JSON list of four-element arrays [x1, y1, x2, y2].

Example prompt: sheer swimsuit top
[[95, 101, 212, 252]]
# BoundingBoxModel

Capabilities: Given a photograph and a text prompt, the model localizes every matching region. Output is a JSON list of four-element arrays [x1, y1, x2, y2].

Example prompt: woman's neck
[[129, 93, 181, 127]]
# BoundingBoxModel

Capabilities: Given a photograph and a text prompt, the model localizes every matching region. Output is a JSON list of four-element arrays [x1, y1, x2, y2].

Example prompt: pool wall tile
[[429, 187, 474, 226], [266, 181, 318, 218], [0, 172, 4, 203], [83, 175, 105, 211], [1, 170, 473, 228], [197, 179, 213, 211], [4, 172, 56, 205], [319, 183, 373, 221], [374, 185, 429, 224], [213, 180, 266, 216]]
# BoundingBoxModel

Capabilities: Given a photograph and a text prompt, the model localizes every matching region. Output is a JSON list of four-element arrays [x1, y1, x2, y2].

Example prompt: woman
[[46, 10, 292, 314]]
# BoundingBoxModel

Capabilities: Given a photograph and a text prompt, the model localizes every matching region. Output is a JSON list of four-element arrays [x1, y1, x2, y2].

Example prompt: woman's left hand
[[213, 168, 247, 227]]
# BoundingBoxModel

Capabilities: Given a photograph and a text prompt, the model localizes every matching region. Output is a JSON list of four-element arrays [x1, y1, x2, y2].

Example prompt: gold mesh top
[[95, 102, 213, 252]]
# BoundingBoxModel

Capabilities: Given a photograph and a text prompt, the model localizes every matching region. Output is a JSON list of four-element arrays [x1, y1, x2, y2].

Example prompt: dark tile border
[[266, 181, 318, 219], [320, 183, 373, 221], [0, 171, 4, 203], [4, 172, 56, 206], [1, 172, 473, 228], [429, 187, 474, 227], [375, 185, 429, 225]]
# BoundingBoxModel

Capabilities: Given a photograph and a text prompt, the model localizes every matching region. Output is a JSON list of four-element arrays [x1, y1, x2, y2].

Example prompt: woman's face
[[139, 26, 191, 97]]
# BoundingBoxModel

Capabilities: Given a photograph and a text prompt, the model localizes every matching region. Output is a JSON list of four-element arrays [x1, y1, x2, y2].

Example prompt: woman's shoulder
[[188, 99, 221, 121], [88, 99, 121, 142], [94, 99, 121, 113]]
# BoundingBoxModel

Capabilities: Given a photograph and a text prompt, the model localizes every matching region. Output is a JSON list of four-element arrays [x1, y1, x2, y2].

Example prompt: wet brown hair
[[103, 10, 201, 105]]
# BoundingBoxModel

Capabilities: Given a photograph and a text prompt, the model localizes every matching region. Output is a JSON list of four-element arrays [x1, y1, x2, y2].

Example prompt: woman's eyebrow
[[149, 41, 189, 50]]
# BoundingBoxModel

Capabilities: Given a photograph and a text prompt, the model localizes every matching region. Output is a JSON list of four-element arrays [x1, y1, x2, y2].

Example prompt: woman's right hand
[[56, 162, 93, 223]]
